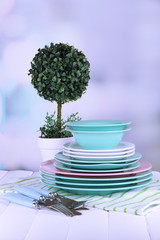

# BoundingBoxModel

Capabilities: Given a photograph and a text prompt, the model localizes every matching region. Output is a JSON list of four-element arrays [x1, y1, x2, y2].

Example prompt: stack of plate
[[40, 120, 152, 195], [40, 141, 152, 195]]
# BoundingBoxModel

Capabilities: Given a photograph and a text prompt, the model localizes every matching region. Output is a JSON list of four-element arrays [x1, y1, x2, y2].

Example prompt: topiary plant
[[28, 42, 90, 137]]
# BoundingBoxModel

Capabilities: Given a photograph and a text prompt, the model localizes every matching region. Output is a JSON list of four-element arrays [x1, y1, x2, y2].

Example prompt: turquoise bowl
[[66, 120, 131, 131], [67, 127, 131, 150]]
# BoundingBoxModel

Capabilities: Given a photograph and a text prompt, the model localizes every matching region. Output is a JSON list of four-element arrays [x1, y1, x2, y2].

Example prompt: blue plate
[[55, 152, 142, 163], [55, 158, 139, 170], [54, 161, 140, 173], [40, 169, 152, 182], [41, 178, 152, 195], [41, 173, 152, 187]]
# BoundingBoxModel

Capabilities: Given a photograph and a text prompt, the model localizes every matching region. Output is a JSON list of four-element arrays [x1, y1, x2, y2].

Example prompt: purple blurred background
[[0, 0, 160, 171]]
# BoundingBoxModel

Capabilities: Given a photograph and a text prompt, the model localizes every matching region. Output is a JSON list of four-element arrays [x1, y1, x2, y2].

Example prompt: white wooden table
[[0, 170, 159, 240]]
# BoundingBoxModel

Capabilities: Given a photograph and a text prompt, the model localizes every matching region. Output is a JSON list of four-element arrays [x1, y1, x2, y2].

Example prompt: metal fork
[[49, 202, 74, 217]]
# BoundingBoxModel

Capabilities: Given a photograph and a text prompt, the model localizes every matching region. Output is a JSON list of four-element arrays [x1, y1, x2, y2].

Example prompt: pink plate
[[40, 159, 152, 177]]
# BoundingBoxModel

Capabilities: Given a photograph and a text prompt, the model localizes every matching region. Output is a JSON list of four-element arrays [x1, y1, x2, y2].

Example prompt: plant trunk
[[57, 103, 62, 134]]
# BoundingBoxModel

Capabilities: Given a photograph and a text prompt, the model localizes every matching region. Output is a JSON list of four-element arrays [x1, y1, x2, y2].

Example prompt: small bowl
[[66, 120, 131, 131], [67, 127, 131, 150]]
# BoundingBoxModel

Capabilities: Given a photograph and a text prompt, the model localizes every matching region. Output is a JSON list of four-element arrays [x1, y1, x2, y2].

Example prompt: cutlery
[[4, 192, 74, 217], [14, 186, 82, 216], [24, 185, 86, 209]]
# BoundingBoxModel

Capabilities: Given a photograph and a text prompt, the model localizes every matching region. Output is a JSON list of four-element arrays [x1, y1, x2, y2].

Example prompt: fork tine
[[50, 205, 70, 216], [56, 205, 73, 217], [50, 203, 74, 217], [57, 204, 74, 217]]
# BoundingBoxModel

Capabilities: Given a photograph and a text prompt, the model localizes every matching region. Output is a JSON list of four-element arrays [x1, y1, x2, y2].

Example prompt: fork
[[14, 186, 78, 216], [49, 202, 74, 217], [3, 192, 74, 217]]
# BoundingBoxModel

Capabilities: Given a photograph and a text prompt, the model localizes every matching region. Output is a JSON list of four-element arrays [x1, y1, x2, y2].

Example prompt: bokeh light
[[0, 0, 15, 16], [0, 91, 5, 131], [0, 0, 160, 171], [0, 14, 27, 38], [3, 35, 45, 84]]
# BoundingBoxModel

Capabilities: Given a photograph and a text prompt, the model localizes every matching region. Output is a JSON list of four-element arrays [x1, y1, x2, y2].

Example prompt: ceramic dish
[[55, 152, 142, 164], [63, 141, 135, 153], [63, 148, 135, 156], [66, 120, 131, 131], [66, 127, 131, 150], [40, 169, 152, 182], [54, 161, 140, 173], [63, 150, 135, 159], [40, 173, 152, 187], [55, 158, 139, 170], [40, 160, 152, 177], [41, 178, 152, 195]]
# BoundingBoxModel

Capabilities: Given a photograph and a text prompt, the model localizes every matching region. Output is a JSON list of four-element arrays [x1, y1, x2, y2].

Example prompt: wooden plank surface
[[67, 208, 109, 240], [146, 208, 160, 240], [0, 170, 159, 240], [108, 211, 150, 240]]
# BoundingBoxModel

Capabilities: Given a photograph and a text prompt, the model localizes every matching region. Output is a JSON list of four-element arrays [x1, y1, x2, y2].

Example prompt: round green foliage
[[28, 43, 90, 104]]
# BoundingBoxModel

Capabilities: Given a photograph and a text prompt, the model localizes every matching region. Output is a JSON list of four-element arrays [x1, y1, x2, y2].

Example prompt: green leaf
[[28, 42, 90, 104]]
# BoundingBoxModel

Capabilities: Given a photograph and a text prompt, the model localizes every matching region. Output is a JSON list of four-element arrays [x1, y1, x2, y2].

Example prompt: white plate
[[63, 148, 135, 156], [63, 150, 135, 159], [63, 141, 135, 153]]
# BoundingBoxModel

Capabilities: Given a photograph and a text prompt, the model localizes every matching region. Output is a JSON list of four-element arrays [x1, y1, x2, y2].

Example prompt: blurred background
[[0, 0, 160, 171]]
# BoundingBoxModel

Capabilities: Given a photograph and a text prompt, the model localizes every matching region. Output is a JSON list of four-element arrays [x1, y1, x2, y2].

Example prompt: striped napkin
[[0, 171, 160, 215]]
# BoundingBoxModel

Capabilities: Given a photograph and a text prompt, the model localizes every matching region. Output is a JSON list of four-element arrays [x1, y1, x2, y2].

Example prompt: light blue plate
[[40, 169, 152, 182], [55, 158, 139, 170], [55, 152, 142, 163], [41, 173, 152, 187], [54, 161, 140, 173], [67, 127, 131, 150], [41, 178, 152, 195], [66, 120, 131, 131]]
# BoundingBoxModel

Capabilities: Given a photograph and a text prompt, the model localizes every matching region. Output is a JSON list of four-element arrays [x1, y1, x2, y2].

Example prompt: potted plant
[[28, 42, 90, 161]]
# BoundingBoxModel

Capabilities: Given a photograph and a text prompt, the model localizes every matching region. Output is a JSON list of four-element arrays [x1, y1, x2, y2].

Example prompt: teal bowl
[[66, 120, 131, 131], [67, 127, 131, 150]]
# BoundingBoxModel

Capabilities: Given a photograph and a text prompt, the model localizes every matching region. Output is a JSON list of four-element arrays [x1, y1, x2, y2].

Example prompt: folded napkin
[[0, 171, 160, 216]]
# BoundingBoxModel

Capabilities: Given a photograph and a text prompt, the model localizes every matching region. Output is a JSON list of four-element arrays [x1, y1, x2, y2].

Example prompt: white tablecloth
[[0, 170, 159, 240]]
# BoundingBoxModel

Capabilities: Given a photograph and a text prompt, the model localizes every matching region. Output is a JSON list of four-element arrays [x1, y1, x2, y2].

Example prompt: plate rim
[[55, 152, 142, 163], [54, 161, 140, 173], [63, 141, 135, 153], [41, 173, 152, 187], [40, 169, 152, 181], [41, 178, 152, 192], [55, 158, 139, 169], [63, 148, 135, 156], [40, 159, 152, 176], [63, 151, 135, 159]]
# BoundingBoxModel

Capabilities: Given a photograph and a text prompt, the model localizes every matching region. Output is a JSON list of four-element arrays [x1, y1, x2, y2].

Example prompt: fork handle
[[23, 186, 50, 198], [3, 193, 38, 208], [15, 186, 44, 201]]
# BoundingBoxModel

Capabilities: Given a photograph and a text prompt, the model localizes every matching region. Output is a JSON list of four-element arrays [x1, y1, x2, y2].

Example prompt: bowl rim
[[66, 127, 132, 134], [66, 120, 131, 127]]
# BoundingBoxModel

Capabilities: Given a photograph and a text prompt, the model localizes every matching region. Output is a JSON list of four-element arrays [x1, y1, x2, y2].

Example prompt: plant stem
[[57, 102, 62, 132]]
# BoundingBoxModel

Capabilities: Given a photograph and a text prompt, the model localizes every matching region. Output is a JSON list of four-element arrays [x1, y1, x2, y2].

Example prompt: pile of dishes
[[40, 120, 152, 195]]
